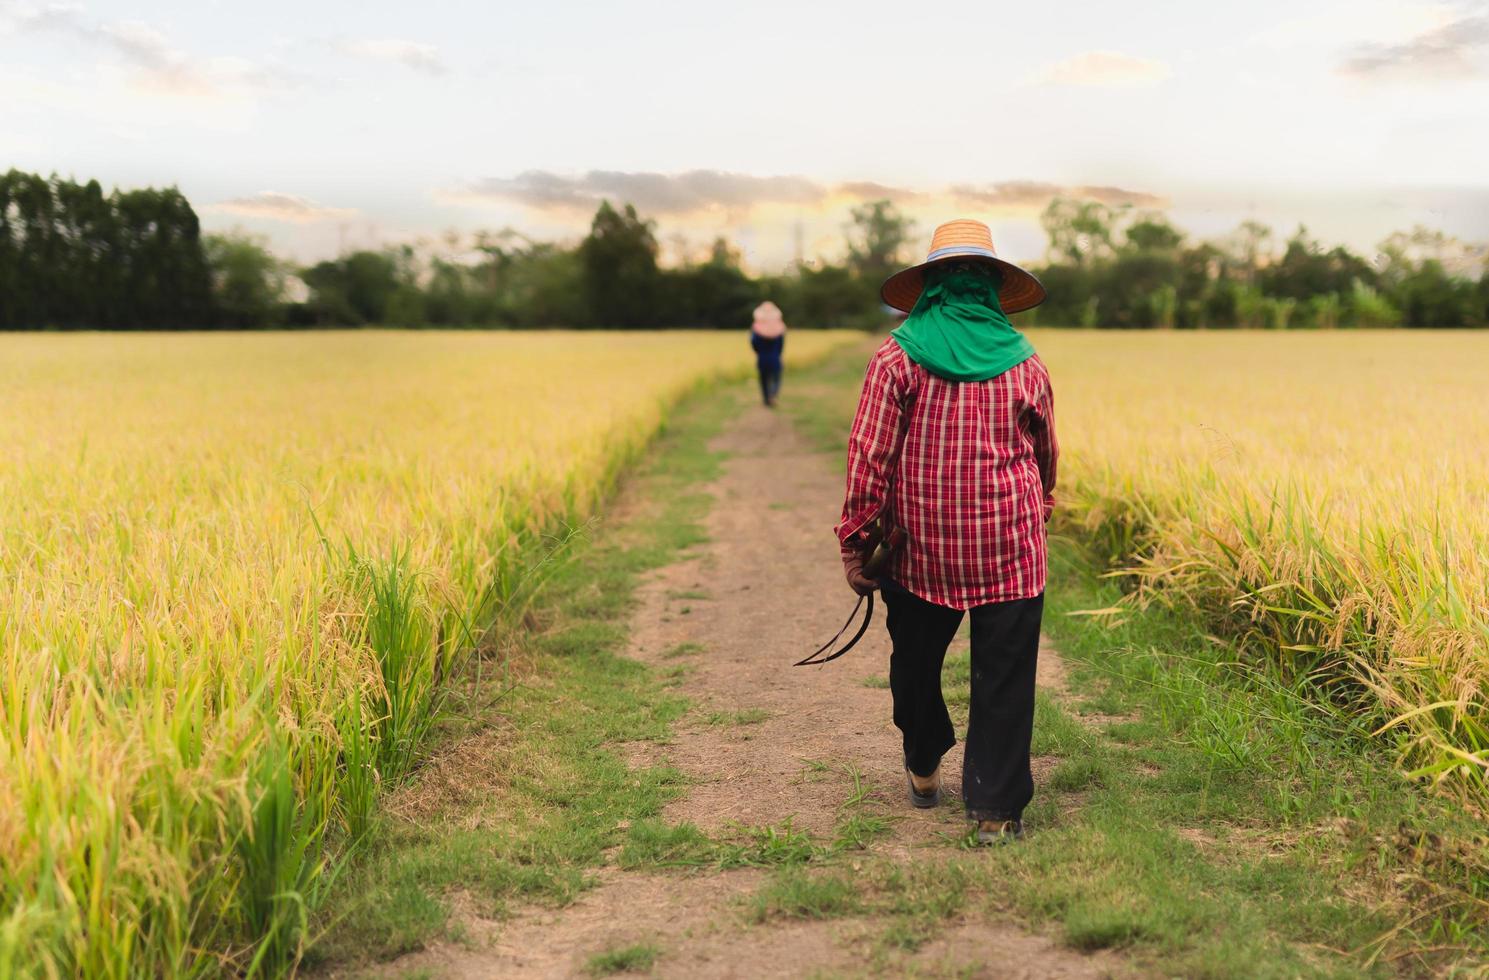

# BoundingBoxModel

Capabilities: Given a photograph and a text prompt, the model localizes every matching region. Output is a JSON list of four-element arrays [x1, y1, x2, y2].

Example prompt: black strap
[[800, 392, 913, 669], [794, 592, 874, 666]]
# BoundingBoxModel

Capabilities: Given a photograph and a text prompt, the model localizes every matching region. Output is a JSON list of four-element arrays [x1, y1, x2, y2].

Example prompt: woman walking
[[750, 301, 787, 407], [836, 219, 1057, 845]]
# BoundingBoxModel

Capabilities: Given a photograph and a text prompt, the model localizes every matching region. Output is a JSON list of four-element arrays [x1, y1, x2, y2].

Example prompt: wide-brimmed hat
[[880, 219, 1046, 314]]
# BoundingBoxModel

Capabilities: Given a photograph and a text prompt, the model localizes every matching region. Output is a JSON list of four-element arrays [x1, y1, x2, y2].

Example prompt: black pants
[[757, 363, 781, 404], [883, 586, 1043, 821]]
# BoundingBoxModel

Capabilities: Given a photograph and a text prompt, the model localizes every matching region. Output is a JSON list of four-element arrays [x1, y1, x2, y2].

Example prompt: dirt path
[[383, 388, 1122, 979]]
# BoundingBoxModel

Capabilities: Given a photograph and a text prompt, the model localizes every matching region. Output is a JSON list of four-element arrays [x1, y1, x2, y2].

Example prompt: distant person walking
[[835, 219, 1057, 846], [750, 301, 787, 407]]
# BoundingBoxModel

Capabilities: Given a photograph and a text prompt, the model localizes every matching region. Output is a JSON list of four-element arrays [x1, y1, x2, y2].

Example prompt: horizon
[[5, 0, 1488, 269]]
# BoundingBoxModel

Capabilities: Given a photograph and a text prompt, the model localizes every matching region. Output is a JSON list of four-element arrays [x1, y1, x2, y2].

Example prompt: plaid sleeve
[[836, 347, 904, 558], [1029, 369, 1059, 522]]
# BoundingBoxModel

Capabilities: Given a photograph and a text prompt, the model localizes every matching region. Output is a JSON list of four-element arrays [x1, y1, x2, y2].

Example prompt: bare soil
[[377, 389, 1125, 979]]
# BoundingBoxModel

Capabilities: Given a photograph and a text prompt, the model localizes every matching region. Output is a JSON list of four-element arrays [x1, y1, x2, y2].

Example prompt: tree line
[[1024, 199, 1489, 329], [1, 170, 212, 328], [276, 199, 916, 330], [3, 168, 1487, 330]]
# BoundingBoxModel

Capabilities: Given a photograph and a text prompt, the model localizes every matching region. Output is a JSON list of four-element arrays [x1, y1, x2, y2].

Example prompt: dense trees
[[578, 201, 661, 327], [845, 200, 915, 287], [1024, 201, 1489, 329], [203, 233, 287, 328], [3, 168, 1486, 330], [1, 169, 212, 329], [662, 239, 758, 329], [299, 249, 420, 326]]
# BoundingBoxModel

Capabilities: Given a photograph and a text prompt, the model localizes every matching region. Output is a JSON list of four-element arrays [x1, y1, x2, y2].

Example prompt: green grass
[[831, 810, 894, 853], [616, 819, 718, 870], [746, 868, 860, 923], [873, 861, 972, 952], [662, 641, 706, 659], [716, 821, 826, 869], [780, 341, 878, 453], [614, 799, 894, 875], [658, 662, 697, 686], [1046, 755, 1107, 792], [585, 942, 661, 975], [829, 762, 895, 852], [1006, 541, 1489, 974], [306, 383, 738, 967]]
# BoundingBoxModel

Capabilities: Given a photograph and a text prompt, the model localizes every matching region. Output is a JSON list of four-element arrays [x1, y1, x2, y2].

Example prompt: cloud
[[951, 181, 1166, 209], [835, 180, 924, 203], [1071, 185, 1168, 207], [1036, 50, 1171, 86], [1339, 9, 1489, 78], [444, 170, 1165, 219], [338, 38, 448, 76], [6, 1, 290, 97], [951, 181, 1062, 206], [207, 192, 356, 224], [450, 169, 828, 215]]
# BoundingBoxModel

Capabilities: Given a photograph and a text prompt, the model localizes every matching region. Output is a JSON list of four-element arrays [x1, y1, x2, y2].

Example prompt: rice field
[[0, 329, 849, 976], [1032, 330, 1489, 801], [6, 327, 1487, 975]]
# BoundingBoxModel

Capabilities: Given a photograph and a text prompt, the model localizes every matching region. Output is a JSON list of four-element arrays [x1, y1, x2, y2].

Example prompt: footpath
[[375, 382, 1120, 978]]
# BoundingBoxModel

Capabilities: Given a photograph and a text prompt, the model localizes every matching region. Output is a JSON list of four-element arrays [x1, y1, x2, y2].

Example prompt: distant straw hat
[[880, 219, 1046, 314], [752, 301, 786, 338]]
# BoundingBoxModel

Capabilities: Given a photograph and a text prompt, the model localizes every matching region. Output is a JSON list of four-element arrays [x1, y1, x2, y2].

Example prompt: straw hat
[[752, 301, 786, 338], [880, 219, 1046, 314]]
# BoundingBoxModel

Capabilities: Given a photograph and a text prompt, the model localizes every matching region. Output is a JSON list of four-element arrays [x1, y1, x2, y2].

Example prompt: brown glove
[[843, 553, 879, 596]]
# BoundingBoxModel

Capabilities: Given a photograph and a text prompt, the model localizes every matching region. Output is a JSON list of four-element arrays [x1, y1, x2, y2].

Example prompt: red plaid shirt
[[836, 338, 1059, 611]]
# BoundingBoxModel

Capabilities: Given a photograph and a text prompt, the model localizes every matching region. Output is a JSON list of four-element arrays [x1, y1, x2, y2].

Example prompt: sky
[[3, 0, 1488, 270]]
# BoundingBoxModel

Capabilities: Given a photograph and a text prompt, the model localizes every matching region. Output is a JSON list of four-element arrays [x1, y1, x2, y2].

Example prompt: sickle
[[793, 592, 874, 667]]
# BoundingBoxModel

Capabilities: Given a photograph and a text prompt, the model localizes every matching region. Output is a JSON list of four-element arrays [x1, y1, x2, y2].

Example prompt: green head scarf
[[890, 263, 1035, 382]]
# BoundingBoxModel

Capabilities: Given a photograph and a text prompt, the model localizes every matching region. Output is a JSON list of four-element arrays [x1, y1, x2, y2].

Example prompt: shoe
[[905, 766, 941, 809], [976, 819, 1024, 845]]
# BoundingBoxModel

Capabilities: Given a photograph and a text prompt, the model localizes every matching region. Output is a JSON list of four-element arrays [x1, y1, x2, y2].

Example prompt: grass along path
[[306, 372, 733, 970], [320, 341, 1486, 978]]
